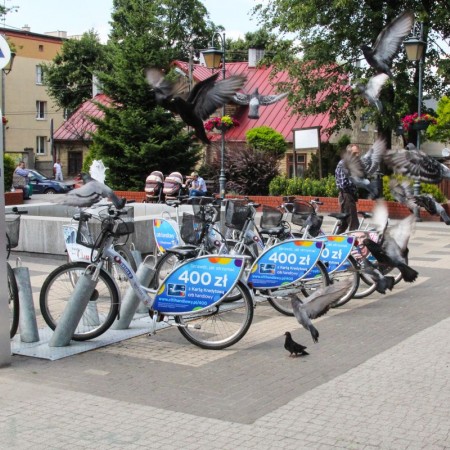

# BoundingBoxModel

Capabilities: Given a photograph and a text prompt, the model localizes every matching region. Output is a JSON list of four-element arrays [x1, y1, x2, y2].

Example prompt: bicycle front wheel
[[330, 255, 360, 308], [40, 262, 120, 341], [267, 261, 330, 316], [175, 280, 254, 350], [7, 262, 19, 338]]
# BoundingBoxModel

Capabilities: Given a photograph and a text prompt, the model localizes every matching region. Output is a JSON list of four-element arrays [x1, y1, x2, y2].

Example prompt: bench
[[204, 179, 218, 196]]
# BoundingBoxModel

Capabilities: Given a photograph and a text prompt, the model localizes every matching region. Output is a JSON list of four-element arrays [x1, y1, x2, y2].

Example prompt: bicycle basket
[[180, 212, 203, 245], [225, 200, 251, 231], [97, 206, 135, 240], [5, 215, 21, 248], [291, 200, 315, 227], [260, 206, 283, 229]]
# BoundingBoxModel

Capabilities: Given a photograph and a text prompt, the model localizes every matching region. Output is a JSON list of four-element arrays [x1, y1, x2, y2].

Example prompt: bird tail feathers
[[398, 264, 418, 283], [309, 325, 319, 343]]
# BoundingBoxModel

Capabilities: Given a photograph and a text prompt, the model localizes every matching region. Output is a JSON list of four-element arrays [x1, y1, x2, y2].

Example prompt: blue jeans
[[189, 189, 206, 197]]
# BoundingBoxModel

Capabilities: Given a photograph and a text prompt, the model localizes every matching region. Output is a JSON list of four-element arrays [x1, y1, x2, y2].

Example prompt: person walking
[[188, 171, 207, 197], [53, 159, 63, 181], [335, 143, 360, 234], [12, 160, 32, 200]]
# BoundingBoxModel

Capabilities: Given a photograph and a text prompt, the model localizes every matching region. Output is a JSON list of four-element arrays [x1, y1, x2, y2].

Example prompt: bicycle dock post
[[13, 266, 40, 343], [48, 273, 98, 347], [111, 256, 156, 330], [130, 249, 149, 314]]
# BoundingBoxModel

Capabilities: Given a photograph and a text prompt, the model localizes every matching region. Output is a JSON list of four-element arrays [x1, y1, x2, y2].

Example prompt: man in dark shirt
[[335, 144, 360, 234]]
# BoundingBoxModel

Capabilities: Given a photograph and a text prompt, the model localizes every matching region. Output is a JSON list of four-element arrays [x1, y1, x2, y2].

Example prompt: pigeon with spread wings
[[146, 68, 246, 144], [354, 73, 389, 112], [414, 194, 450, 225], [361, 10, 414, 78], [233, 88, 288, 119]]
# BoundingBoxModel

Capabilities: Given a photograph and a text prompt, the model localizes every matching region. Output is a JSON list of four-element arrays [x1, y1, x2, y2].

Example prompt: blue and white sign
[[0, 36, 12, 71], [152, 256, 245, 314], [317, 235, 355, 273], [153, 218, 181, 253], [247, 239, 324, 289]]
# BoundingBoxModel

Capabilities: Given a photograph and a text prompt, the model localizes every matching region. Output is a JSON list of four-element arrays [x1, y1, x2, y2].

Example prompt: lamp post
[[202, 32, 227, 200]]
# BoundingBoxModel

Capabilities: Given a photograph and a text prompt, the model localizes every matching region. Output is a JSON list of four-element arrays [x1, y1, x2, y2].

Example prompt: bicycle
[[40, 205, 254, 349]]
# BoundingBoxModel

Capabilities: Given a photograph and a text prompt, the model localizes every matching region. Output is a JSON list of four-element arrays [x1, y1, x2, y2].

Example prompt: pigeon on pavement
[[59, 172, 126, 209], [361, 10, 414, 78], [414, 194, 450, 224], [290, 280, 353, 343], [233, 88, 288, 119], [284, 332, 309, 357], [354, 73, 389, 112], [146, 68, 246, 144]]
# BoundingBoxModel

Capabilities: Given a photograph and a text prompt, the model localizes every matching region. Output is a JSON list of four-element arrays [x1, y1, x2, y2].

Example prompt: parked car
[[28, 169, 73, 194]]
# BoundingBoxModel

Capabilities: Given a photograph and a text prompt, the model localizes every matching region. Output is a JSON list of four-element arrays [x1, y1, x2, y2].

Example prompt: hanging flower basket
[[401, 113, 437, 133], [2, 116, 8, 125], [204, 115, 240, 133]]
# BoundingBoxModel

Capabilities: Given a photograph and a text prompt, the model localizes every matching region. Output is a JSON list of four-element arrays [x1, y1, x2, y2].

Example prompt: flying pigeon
[[233, 88, 288, 119], [384, 148, 450, 184], [361, 10, 415, 78], [59, 172, 126, 209], [414, 194, 450, 224], [146, 68, 246, 144], [388, 179, 416, 212], [359, 258, 395, 294], [290, 280, 353, 343], [284, 332, 309, 357], [354, 73, 389, 112], [363, 214, 418, 282], [342, 137, 387, 198]]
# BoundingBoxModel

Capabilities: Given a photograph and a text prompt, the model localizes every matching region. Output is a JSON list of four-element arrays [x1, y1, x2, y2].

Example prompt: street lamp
[[404, 22, 426, 219], [202, 32, 227, 200]]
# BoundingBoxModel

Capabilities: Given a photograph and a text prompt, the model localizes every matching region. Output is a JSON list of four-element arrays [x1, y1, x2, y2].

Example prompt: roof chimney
[[248, 48, 265, 68], [22, 25, 31, 32]]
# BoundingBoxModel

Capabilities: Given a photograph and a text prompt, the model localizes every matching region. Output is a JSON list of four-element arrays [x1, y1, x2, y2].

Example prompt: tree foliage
[[427, 95, 450, 143], [253, 1, 450, 139], [245, 126, 287, 158]]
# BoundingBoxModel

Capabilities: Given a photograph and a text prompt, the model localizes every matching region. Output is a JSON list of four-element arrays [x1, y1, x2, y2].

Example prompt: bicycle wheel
[[175, 280, 254, 350], [267, 261, 331, 316], [7, 262, 19, 339], [6, 233, 11, 260], [152, 252, 184, 289], [330, 255, 360, 308], [40, 262, 120, 341]]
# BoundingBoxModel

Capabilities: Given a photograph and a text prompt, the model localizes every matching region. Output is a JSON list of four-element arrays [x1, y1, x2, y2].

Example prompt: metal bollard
[[48, 273, 97, 347], [111, 260, 156, 330], [13, 266, 39, 343]]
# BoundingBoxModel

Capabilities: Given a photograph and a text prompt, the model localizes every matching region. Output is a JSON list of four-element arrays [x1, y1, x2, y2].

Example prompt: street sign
[[0, 35, 12, 71]]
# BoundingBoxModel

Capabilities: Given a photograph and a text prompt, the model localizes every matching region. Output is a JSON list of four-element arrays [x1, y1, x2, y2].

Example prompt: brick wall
[[5, 190, 24, 206]]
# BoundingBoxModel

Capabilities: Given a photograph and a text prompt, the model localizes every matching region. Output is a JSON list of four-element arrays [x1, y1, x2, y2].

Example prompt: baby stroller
[[163, 171, 185, 200], [144, 171, 164, 203]]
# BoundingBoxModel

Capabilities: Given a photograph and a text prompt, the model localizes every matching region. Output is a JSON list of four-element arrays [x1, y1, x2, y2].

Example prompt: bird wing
[[343, 152, 366, 178], [385, 214, 415, 253], [370, 200, 389, 234], [364, 73, 389, 102], [414, 194, 438, 215], [145, 68, 189, 103], [361, 137, 387, 175], [258, 92, 289, 105], [389, 179, 416, 211], [190, 74, 246, 120], [371, 11, 415, 66], [232, 92, 250, 105]]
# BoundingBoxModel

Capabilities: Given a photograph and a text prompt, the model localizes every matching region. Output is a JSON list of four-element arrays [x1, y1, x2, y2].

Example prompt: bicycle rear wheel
[[175, 280, 254, 349], [40, 262, 119, 341], [7, 262, 19, 338], [330, 255, 360, 308], [267, 261, 331, 316]]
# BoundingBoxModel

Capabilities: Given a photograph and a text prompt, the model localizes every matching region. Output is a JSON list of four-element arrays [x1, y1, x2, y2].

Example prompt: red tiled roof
[[173, 60, 334, 143], [53, 93, 111, 141]]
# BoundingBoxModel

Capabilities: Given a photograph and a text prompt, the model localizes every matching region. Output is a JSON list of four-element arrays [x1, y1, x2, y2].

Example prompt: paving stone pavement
[[1, 221, 450, 449]]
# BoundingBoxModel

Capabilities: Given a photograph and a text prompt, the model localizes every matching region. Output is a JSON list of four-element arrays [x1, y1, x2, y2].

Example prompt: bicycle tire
[[152, 252, 183, 289], [39, 262, 120, 341], [267, 260, 331, 316], [175, 280, 254, 349], [6, 233, 11, 260], [330, 255, 360, 308], [8, 262, 19, 339]]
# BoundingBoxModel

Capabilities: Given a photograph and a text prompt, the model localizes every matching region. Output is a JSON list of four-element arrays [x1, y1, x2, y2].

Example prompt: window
[[38, 45, 44, 52], [36, 136, 47, 155], [35, 65, 44, 85], [287, 153, 307, 178], [36, 101, 46, 119]]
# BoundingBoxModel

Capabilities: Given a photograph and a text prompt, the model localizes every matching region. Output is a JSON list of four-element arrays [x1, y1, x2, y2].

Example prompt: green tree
[[246, 126, 287, 158], [253, 2, 450, 143], [226, 29, 281, 62], [43, 31, 109, 113], [427, 96, 450, 143]]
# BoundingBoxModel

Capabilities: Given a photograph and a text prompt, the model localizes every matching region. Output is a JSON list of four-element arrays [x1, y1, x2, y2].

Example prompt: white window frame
[[36, 136, 47, 155], [36, 101, 46, 120], [35, 65, 44, 85]]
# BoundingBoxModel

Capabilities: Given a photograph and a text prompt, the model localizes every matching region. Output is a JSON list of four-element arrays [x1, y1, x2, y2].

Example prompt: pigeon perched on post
[[361, 10, 415, 78], [290, 280, 353, 343], [354, 73, 389, 112], [59, 173, 126, 209], [414, 194, 450, 224], [284, 332, 309, 357], [146, 68, 246, 144], [233, 88, 288, 119]]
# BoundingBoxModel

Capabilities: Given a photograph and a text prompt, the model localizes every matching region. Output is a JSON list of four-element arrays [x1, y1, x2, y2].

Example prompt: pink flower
[[401, 113, 437, 132]]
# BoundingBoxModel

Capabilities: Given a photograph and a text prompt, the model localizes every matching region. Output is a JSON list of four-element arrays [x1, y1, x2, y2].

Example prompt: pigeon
[[384, 148, 450, 184], [361, 10, 415, 78], [59, 172, 126, 209], [342, 138, 387, 198], [388, 179, 416, 212], [414, 194, 450, 224], [360, 258, 395, 294], [146, 68, 246, 143], [233, 88, 288, 119], [284, 332, 309, 357], [362, 214, 418, 282], [354, 73, 389, 112], [290, 280, 353, 343]]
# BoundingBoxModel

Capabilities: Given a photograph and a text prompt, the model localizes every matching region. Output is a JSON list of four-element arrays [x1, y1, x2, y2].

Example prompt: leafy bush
[[383, 175, 447, 203], [3, 154, 16, 192], [245, 126, 287, 158], [269, 174, 339, 197]]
